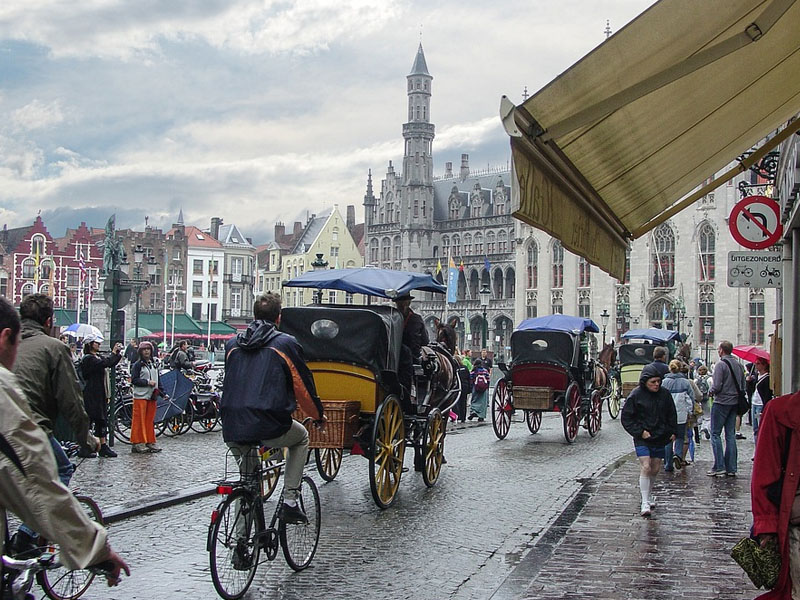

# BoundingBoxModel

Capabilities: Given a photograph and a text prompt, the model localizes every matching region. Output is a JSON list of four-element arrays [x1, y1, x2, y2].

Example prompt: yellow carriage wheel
[[422, 408, 445, 487], [368, 395, 406, 509]]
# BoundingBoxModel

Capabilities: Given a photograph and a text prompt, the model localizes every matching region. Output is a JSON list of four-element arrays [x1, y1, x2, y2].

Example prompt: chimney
[[274, 222, 285, 240], [445, 162, 453, 178], [460, 154, 470, 180], [210, 217, 223, 239], [293, 221, 302, 235], [346, 205, 355, 229]]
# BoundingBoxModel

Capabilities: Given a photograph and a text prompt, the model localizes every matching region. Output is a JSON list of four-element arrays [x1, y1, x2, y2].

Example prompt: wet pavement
[[63, 412, 759, 599]]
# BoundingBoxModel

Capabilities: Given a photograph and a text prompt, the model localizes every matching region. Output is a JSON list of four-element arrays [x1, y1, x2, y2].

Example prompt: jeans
[[19, 435, 75, 538], [664, 422, 687, 470], [710, 402, 738, 473], [752, 404, 764, 444]]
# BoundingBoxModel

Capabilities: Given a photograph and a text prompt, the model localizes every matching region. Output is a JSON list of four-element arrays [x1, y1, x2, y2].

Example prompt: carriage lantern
[[600, 309, 610, 345]]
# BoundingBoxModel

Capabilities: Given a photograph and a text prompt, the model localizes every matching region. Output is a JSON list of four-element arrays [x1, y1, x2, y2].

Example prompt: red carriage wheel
[[525, 410, 542, 434], [586, 389, 603, 437], [491, 379, 512, 440], [562, 382, 581, 444]]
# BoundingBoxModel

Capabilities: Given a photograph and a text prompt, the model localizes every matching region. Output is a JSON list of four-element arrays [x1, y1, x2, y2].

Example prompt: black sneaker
[[280, 503, 308, 524], [735, 433, 747, 440], [77, 446, 97, 458], [98, 444, 118, 458], [231, 542, 253, 571], [8, 530, 41, 559]]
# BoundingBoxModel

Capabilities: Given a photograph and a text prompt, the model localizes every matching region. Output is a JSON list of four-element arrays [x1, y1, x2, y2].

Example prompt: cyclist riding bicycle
[[221, 292, 325, 524], [0, 297, 129, 587]]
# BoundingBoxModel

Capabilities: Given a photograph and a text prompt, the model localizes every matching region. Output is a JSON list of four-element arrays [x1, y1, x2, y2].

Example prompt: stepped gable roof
[[217, 224, 254, 248], [183, 225, 223, 249], [432, 170, 511, 221], [290, 208, 332, 254]]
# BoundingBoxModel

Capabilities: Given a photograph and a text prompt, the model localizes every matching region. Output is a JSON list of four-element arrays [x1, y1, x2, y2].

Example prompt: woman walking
[[661, 360, 694, 472], [621, 364, 677, 517], [129, 341, 165, 453], [79, 335, 123, 458], [749, 357, 773, 448], [468, 358, 490, 422]]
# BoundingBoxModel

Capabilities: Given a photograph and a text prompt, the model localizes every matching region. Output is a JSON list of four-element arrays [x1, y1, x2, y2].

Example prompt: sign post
[[729, 196, 783, 250]]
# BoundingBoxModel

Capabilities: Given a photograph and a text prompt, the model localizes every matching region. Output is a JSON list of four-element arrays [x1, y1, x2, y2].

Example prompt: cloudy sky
[[0, 0, 653, 243]]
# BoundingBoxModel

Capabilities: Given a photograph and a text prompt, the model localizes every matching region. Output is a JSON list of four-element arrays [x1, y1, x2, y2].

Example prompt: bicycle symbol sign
[[729, 196, 783, 250], [727, 251, 782, 288]]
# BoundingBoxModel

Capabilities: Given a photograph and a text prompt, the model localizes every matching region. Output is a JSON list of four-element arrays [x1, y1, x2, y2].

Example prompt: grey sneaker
[[131, 443, 149, 454], [706, 469, 726, 477], [146, 443, 163, 453]]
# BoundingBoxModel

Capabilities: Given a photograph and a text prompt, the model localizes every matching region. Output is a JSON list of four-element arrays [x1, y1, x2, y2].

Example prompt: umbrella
[[126, 327, 153, 339], [63, 323, 102, 339], [732, 345, 770, 364], [155, 370, 193, 423]]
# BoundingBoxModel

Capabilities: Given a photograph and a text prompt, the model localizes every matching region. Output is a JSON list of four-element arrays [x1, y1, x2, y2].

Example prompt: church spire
[[409, 43, 429, 76], [177, 208, 184, 225]]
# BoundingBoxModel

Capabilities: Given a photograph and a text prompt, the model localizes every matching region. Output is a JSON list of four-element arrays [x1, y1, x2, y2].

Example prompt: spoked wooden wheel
[[368, 395, 406, 509], [562, 382, 581, 444], [421, 408, 445, 487], [586, 390, 603, 437], [525, 410, 542, 434], [606, 376, 621, 419], [491, 379, 512, 440], [315, 447, 343, 482]]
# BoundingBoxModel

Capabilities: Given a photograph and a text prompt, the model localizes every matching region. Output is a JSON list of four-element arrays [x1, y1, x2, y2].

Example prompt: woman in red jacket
[[751, 390, 800, 599]]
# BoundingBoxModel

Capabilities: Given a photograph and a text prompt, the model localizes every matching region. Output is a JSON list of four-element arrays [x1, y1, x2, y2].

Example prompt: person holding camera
[[80, 335, 123, 458]]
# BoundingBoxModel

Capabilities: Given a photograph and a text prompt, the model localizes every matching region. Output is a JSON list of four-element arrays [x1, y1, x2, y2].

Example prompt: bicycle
[[1, 550, 116, 600], [206, 443, 321, 600]]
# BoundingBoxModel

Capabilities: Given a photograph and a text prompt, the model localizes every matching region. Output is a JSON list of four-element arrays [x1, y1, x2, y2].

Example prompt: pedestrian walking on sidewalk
[[695, 364, 712, 439], [662, 360, 693, 472], [751, 389, 800, 599], [130, 341, 165, 454], [621, 363, 677, 517], [468, 358, 490, 422], [749, 357, 773, 449], [80, 334, 123, 458], [708, 340, 746, 477]]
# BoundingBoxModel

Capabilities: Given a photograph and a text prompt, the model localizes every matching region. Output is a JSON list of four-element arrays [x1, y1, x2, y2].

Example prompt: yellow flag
[[435, 258, 442, 275], [48, 260, 55, 297]]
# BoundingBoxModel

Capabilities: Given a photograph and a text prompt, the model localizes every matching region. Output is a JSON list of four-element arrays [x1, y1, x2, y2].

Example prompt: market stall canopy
[[500, 0, 800, 280], [284, 267, 446, 298]]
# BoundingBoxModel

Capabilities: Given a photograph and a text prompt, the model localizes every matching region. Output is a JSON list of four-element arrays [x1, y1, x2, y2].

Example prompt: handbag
[[722, 358, 750, 416], [730, 537, 781, 589]]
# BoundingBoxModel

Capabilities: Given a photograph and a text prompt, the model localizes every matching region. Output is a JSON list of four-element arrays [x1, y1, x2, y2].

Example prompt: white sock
[[639, 475, 651, 504]]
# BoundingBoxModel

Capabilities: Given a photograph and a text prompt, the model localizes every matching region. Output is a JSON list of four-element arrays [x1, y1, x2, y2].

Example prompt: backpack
[[695, 376, 709, 399], [474, 371, 489, 393]]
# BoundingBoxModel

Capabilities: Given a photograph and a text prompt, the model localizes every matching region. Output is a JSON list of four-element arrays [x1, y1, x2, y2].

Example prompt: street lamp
[[704, 320, 712, 366], [124, 245, 156, 343], [674, 296, 686, 335], [600, 309, 610, 345], [479, 283, 491, 350], [311, 253, 328, 304]]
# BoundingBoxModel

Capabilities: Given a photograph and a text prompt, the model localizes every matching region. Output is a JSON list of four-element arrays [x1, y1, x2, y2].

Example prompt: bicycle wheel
[[113, 397, 134, 444], [191, 397, 220, 433], [280, 475, 321, 571], [38, 496, 103, 600], [209, 489, 261, 600]]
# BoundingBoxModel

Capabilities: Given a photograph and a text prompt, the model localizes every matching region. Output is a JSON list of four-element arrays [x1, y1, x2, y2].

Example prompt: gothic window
[[698, 222, 715, 281], [578, 290, 591, 318], [464, 234, 472, 255], [31, 235, 45, 257], [442, 236, 450, 256], [22, 258, 35, 279], [415, 107, 420, 119], [457, 270, 466, 300], [486, 231, 496, 254], [505, 267, 515, 298], [21, 282, 35, 296], [385, 194, 394, 223], [498, 230, 508, 254], [649, 298, 672, 328], [622, 248, 631, 284], [510, 230, 516, 252], [40, 260, 52, 281], [469, 269, 479, 299], [492, 268, 504, 299], [578, 257, 591, 288], [382, 237, 391, 262], [615, 285, 631, 340], [452, 235, 461, 257], [749, 289, 765, 345], [651, 223, 675, 288], [369, 239, 378, 265], [551, 290, 563, 314], [552, 241, 564, 288], [474, 232, 484, 255], [471, 186, 483, 217], [408, 106, 413, 120], [413, 199, 419, 217], [699, 284, 715, 343], [526, 290, 537, 318], [449, 198, 460, 220], [527, 242, 538, 289]]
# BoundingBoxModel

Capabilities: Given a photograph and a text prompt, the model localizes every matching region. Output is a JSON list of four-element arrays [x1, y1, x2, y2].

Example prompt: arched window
[[749, 289, 765, 345], [457, 269, 467, 300], [474, 232, 484, 255], [385, 194, 394, 223], [699, 284, 715, 342], [527, 242, 538, 289], [31, 235, 45, 256], [21, 282, 35, 296], [578, 257, 590, 288], [369, 239, 379, 265], [469, 269, 479, 299], [552, 241, 564, 288], [441, 236, 450, 256], [40, 260, 52, 281], [551, 290, 563, 314], [498, 230, 508, 254], [452, 235, 461, 257], [22, 258, 35, 279], [486, 231, 496, 254], [649, 298, 673, 328], [578, 290, 591, 318], [449, 198, 460, 220], [651, 224, 675, 288], [505, 267, 515, 298], [698, 222, 715, 281], [393, 236, 401, 263], [492, 268, 504, 299], [381, 237, 391, 264], [464, 233, 473, 255], [471, 185, 483, 217]]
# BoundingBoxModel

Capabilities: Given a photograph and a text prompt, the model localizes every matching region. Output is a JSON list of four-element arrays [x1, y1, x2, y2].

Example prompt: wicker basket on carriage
[[293, 400, 360, 449], [512, 386, 554, 411], [621, 382, 638, 398]]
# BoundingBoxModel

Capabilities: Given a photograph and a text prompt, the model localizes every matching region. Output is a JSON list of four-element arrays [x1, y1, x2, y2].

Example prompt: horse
[[594, 342, 617, 392], [418, 342, 462, 414]]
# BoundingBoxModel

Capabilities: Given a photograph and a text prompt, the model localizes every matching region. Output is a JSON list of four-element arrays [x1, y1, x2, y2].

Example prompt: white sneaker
[[640, 501, 651, 517], [649, 498, 656, 509]]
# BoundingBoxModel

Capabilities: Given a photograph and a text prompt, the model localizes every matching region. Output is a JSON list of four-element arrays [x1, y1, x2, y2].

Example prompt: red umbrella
[[732, 345, 770, 363]]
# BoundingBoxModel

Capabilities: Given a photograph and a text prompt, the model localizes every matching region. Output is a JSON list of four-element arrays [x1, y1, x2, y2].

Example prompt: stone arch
[[492, 267, 504, 299], [469, 268, 480, 299], [504, 266, 515, 298]]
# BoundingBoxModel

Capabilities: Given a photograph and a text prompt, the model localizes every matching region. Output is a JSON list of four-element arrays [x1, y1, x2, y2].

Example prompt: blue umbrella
[[155, 370, 193, 423]]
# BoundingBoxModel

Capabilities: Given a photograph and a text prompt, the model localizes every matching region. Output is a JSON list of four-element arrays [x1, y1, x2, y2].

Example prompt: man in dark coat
[[393, 293, 429, 407], [222, 292, 324, 524]]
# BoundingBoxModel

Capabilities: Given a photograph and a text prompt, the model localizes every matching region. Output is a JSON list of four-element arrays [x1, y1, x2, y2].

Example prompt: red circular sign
[[729, 196, 783, 250]]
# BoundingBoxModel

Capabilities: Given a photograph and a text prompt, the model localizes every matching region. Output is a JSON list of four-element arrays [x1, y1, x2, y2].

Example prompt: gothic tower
[[402, 43, 435, 229]]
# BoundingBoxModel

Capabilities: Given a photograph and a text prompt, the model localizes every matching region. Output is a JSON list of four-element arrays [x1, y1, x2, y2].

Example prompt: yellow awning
[[501, 0, 800, 280]]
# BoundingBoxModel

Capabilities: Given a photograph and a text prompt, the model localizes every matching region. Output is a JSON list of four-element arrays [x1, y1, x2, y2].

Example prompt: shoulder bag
[[722, 358, 750, 416]]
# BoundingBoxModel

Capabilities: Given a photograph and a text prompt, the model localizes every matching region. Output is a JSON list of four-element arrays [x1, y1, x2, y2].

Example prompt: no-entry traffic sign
[[729, 195, 783, 250]]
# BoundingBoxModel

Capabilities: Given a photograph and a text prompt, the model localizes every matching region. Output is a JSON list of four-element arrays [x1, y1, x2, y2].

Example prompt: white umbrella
[[63, 323, 102, 339]]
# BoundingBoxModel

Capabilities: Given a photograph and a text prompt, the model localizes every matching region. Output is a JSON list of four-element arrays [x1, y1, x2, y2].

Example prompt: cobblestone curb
[[102, 483, 217, 524]]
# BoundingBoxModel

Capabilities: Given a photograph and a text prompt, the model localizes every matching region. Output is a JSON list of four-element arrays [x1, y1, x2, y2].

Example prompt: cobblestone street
[[64, 411, 759, 600]]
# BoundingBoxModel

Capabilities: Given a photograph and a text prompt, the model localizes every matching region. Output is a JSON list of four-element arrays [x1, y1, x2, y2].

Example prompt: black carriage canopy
[[618, 343, 660, 366], [510, 329, 578, 369], [279, 305, 403, 379]]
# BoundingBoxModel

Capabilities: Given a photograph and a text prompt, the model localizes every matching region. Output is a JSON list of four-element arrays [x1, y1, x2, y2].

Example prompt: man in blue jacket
[[221, 292, 324, 523]]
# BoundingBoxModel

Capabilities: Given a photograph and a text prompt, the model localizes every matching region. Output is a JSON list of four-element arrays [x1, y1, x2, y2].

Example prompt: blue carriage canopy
[[621, 328, 681, 343], [283, 267, 446, 299], [515, 314, 600, 334]]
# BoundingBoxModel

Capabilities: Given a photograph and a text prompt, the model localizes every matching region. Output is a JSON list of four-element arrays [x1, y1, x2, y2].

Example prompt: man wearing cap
[[393, 293, 429, 406]]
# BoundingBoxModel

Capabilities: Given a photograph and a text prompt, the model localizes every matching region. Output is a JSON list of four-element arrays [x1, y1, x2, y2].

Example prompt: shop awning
[[501, 0, 800, 280]]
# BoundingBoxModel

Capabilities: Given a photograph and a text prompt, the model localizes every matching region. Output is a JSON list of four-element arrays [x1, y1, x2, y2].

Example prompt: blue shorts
[[634, 444, 666, 459]]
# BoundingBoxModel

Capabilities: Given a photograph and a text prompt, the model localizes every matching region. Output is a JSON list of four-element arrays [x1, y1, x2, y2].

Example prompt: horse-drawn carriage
[[280, 267, 461, 509], [617, 328, 681, 399], [491, 315, 605, 443]]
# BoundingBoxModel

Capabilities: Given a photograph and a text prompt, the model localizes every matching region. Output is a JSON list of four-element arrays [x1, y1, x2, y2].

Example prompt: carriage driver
[[393, 293, 429, 407], [221, 292, 325, 524]]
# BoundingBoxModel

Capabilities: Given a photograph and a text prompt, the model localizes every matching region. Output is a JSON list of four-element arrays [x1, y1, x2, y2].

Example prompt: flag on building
[[47, 260, 55, 297], [484, 256, 491, 272], [78, 246, 87, 282], [33, 246, 41, 286], [459, 259, 464, 272], [447, 256, 458, 304], [435, 258, 442, 276]]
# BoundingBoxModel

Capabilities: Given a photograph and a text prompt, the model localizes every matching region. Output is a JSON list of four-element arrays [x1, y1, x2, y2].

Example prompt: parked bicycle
[[207, 443, 321, 599]]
